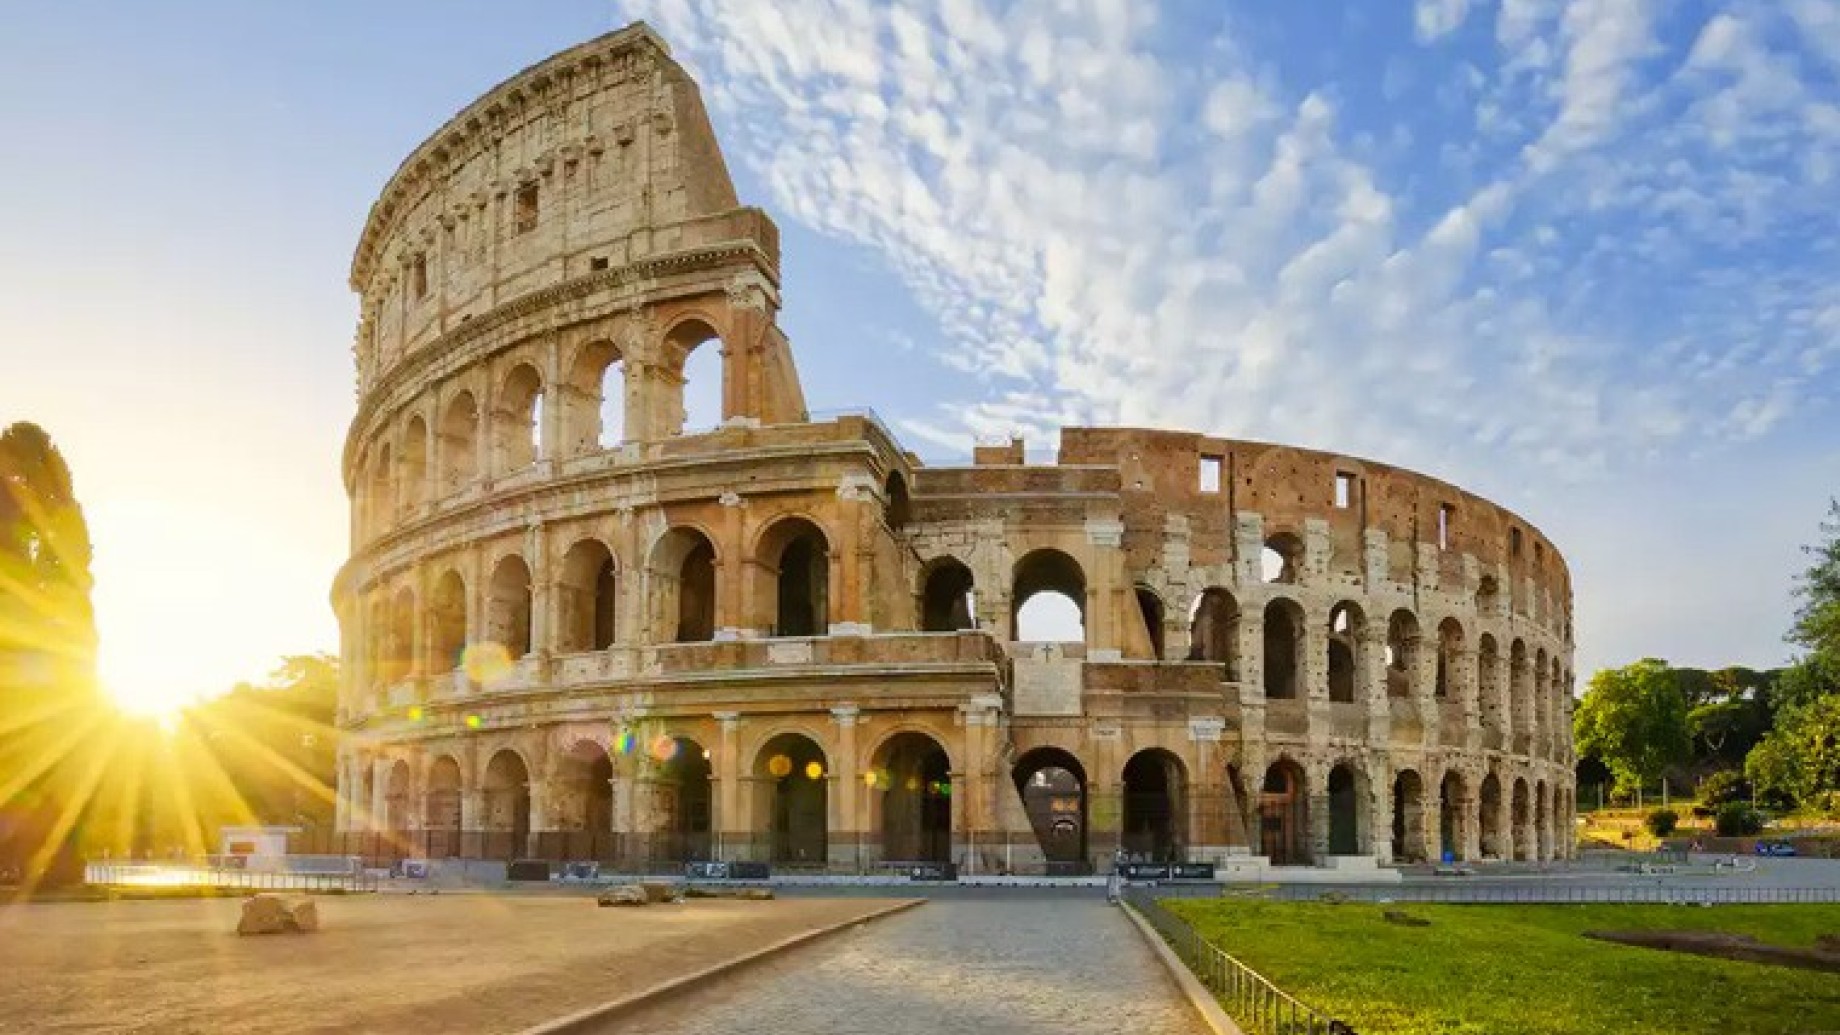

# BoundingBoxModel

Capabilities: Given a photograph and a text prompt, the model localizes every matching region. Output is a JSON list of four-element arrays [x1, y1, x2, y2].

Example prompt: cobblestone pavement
[[607, 896, 1205, 1035]]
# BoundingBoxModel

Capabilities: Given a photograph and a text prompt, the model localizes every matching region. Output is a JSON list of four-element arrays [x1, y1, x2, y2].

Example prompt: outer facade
[[333, 25, 1577, 874]]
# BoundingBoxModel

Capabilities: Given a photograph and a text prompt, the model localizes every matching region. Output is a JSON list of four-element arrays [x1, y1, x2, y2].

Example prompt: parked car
[[1754, 840, 1798, 857]]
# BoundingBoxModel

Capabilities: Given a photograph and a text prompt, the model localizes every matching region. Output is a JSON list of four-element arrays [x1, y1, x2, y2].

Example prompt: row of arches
[[356, 321, 728, 535]]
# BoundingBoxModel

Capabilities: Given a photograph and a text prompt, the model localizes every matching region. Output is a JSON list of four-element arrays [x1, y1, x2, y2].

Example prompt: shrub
[[1697, 770, 1745, 809], [1714, 802, 1764, 837], [1645, 808, 1679, 837]]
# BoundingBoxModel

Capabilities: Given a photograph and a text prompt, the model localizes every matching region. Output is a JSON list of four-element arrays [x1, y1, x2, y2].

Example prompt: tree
[[1789, 498, 1840, 663], [1573, 659, 1691, 796], [0, 421, 100, 887], [1746, 693, 1840, 809]]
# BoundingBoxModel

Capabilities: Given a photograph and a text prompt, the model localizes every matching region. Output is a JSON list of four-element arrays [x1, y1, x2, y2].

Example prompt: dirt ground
[[0, 892, 908, 1034]]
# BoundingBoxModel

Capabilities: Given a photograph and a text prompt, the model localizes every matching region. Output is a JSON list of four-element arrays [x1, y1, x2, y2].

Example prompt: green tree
[[1747, 694, 1840, 809], [1789, 498, 1840, 663], [1573, 659, 1691, 796]]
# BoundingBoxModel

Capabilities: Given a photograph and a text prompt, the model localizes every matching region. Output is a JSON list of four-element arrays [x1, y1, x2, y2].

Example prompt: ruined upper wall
[[347, 23, 758, 389]]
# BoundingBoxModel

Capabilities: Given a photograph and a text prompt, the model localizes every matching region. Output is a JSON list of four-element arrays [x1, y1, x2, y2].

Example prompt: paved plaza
[[605, 895, 1205, 1035]]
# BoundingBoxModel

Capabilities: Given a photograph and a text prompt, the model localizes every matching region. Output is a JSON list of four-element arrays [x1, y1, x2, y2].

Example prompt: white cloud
[[1416, 0, 1473, 42]]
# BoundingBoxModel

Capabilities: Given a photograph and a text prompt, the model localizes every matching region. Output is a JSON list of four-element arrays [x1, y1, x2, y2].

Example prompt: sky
[[0, 0, 1835, 713]]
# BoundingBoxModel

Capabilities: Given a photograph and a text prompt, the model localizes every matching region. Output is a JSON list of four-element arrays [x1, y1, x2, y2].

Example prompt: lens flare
[[649, 735, 678, 762], [613, 728, 636, 756], [804, 760, 824, 780], [407, 706, 425, 722], [461, 642, 514, 684], [767, 753, 792, 778], [465, 714, 483, 730]]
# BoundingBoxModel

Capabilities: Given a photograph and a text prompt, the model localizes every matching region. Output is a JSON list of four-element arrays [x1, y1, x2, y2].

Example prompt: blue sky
[[0, 0, 1835, 708]]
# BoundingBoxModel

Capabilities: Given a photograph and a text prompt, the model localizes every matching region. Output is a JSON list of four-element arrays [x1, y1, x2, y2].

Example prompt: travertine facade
[[332, 24, 1576, 873]]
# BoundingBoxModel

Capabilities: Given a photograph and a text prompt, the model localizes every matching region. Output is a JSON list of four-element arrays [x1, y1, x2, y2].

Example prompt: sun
[[103, 678, 196, 726]]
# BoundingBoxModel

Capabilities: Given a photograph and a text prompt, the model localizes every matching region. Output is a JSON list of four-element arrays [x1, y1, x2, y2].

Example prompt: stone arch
[[1011, 548, 1086, 643], [1262, 529, 1304, 584], [562, 338, 625, 453], [1435, 617, 1464, 698], [1479, 771, 1504, 859], [662, 316, 725, 436], [438, 390, 479, 492], [1326, 761, 1366, 856], [1478, 633, 1504, 737], [400, 415, 429, 511], [482, 749, 532, 861], [643, 734, 714, 863], [1262, 597, 1305, 699], [1511, 777, 1532, 861], [754, 731, 828, 865], [1013, 746, 1088, 868], [383, 758, 414, 851], [558, 538, 618, 652], [1327, 601, 1365, 703], [1260, 758, 1310, 865], [1188, 588, 1240, 680], [1440, 769, 1469, 861], [384, 586, 416, 683], [1510, 639, 1531, 747], [428, 569, 467, 673], [1534, 647, 1551, 745], [1535, 778, 1551, 861], [870, 730, 953, 863], [1134, 585, 1167, 660], [1392, 767, 1428, 862], [370, 442, 394, 528], [885, 471, 911, 530], [1122, 748, 1187, 862], [754, 515, 831, 637], [648, 525, 718, 643], [1386, 609, 1421, 698], [425, 754, 463, 858], [919, 556, 976, 632], [486, 554, 534, 659], [494, 362, 545, 472], [552, 739, 614, 835]]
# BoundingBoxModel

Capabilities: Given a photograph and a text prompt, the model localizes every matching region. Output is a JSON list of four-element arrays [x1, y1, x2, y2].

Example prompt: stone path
[[605, 896, 1206, 1034]]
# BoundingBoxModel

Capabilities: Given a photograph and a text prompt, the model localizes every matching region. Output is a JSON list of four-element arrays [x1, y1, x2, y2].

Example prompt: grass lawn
[[1163, 899, 1840, 1035]]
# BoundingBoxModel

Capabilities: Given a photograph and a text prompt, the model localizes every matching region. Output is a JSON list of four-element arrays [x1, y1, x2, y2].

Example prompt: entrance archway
[[425, 756, 461, 858], [1013, 747, 1087, 868], [755, 733, 827, 865], [1260, 760, 1309, 865], [1511, 778, 1532, 861], [1441, 770, 1468, 861], [1479, 772, 1504, 859], [920, 558, 975, 632], [482, 750, 531, 861], [1327, 764, 1362, 856], [1392, 769, 1426, 862], [1121, 749, 1186, 862], [383, 760, 413, 859], [651, 736, 713, 863], [872, 732, 952, 863]]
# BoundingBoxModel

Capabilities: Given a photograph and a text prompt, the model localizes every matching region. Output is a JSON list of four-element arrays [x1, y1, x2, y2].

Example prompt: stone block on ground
[[684, 886, 774, 900], [639, 881, 681, 904], [237, 894, 318, 935], [597, 885, 648, 907]]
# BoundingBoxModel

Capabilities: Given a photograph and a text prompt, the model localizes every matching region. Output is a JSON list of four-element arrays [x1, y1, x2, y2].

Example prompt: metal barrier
[[1125, 887, 1344, 1035], [1257, 883, 1840, 905], [85, 862, 377, 893]]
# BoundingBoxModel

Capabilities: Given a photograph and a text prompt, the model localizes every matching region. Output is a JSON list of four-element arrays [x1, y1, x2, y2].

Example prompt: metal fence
[[1256, 883, 1840, 905], [85, 861, 378, 893], [1125, 887, 1345, 1035]]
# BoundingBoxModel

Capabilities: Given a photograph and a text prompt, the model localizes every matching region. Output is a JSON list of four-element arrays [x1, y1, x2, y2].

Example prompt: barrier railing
[[85, 861, 377, 893], [1260, 883, 1840, 905], [1125, 887, 1345, 1035]]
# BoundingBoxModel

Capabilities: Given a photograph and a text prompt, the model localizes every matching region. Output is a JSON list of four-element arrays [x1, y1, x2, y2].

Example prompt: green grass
[[1163, 899, 1840, 1035]]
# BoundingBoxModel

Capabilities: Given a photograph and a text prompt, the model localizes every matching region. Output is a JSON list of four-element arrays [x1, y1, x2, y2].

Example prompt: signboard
[[906, 862, 957, 882], [1119, 862, 1217, 881], [684, 861, 771, 881], [506, 859, 551, 882]]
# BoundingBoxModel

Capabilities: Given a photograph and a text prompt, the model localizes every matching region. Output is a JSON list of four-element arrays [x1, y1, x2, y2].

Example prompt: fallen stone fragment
[[237, 894, 319, 935], [1382, 909, 1430, 927], [597, 885, 648, 907]]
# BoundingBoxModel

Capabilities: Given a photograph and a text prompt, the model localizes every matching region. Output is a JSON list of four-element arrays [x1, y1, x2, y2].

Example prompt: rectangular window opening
[[411, 255, 428, 300], [1511, 527, 1523, 557], [1198, 455, 1222, 493], [1438, 504, 1453, 550], [514, 184, 539, 235], [589, 255, 609, 272], [1334, 471, 1355, 509]]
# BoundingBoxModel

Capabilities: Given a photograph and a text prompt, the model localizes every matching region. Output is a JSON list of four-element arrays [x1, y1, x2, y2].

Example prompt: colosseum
[[332, 23, 1577, 877]]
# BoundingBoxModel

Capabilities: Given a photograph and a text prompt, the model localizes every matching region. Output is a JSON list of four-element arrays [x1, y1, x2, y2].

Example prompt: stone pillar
[[1370, 763, 1393, 864], [370, 757, 393, 835], [713, 712, 741, 858], [717, 492, 747, 639], [1454, 646, 1480, 742], [1361, 627, 1390, 742], [829, 705, 860, 867], [1418, 777, 1442, 863], [1306, 761, 1331, 865]]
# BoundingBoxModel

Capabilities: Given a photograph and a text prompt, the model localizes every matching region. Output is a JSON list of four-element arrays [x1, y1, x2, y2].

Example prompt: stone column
[[718, 492, 747, 639], [829, 705, 861, 868], [1370, 762, 1393, 864], [1306, 761, 1331, 865], [370, 757, 393, 836], [1418, 777, 1442, 863], [712, 712, 741, 859], [1361, 627, 1390, 743]]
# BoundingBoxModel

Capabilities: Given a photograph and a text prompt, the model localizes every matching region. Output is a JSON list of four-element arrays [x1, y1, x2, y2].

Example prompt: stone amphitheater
[[332, 23, 1576, 876]]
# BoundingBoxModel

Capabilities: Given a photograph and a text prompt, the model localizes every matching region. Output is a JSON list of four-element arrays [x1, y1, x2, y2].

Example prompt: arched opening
[[1011, 548, 1086, 643], [370, 443, 394, 527], [1534, 648, 1551, 743], [558, 539, 617, 652], [482, 750, 531, 861], [1436, 618, 1463, 698], [1013, 747, 1087, 868], [495, 363, 545, 471], [425, 756, 462, 858], [759, 517, 830, 637], [1260, 760, 1309, 865], [1479, 772, 1504, 859], [885, 472, 911, 530], [1392, 769, 1426, 862], [1440, 770, 1467, 861], [1327, 602, 1363, 703], [562, 340, 625, 453], [1188, 588, 1240, 679], [487, 555, 533, 659], [920, 558, 976, 632], [429, 570, 467, 673], [438, 391, 479, 493], [383, 760, 413, 854], [872, 731, 952, 863], [1134, 586, 1167, 660], [649, 528, 717, 643], [650, 735, 713, 863], [1262, 598, 1304, 698], [385, 588, 416, 682], [755, 733, 827, 865], [400, 417, 428, 511], [666, 320, 724, 436], [551, 741, 614, 858], [1479, 634, 1503, 735], [1510, 639, 1531, 744], [1476, 574, 1500, 616], [1535, 779, 1551, 861], [1386, 609, 1421, 698], [1262, 531, 1303, 583], [1511, 778, 1532, 861], [1121, 749, 1186, 861], [1327, 764, 1362, 856]]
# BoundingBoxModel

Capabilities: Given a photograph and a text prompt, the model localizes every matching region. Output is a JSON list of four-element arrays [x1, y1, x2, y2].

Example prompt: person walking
[[1107, 846, 1126, 904]]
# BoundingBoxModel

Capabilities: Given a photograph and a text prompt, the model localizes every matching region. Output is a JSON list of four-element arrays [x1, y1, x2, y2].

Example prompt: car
[[1753, 840, 1798, 857]]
